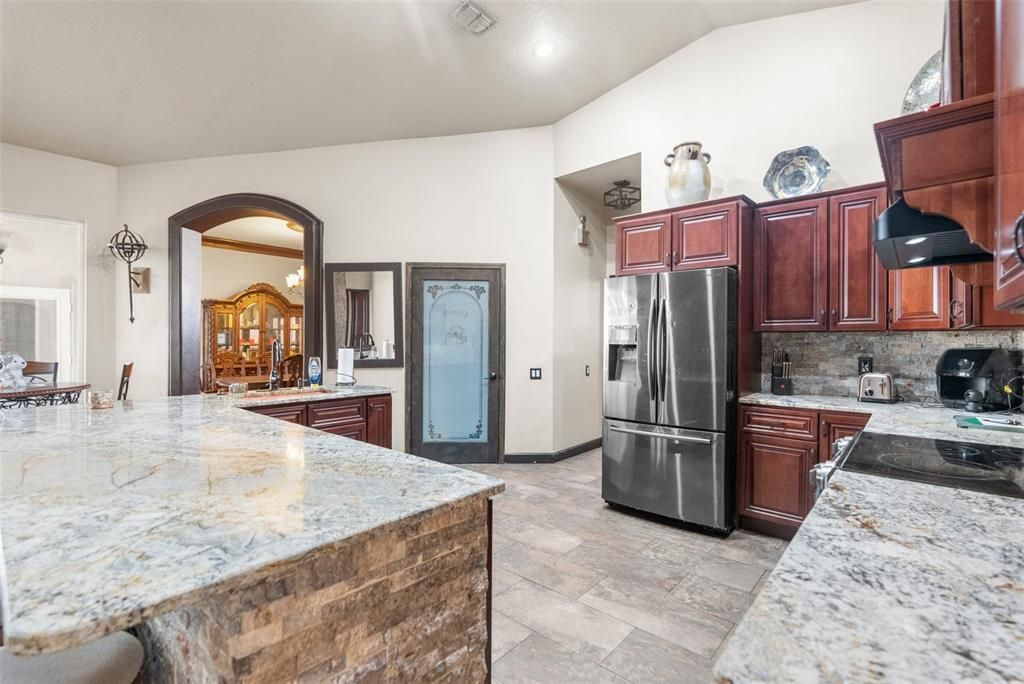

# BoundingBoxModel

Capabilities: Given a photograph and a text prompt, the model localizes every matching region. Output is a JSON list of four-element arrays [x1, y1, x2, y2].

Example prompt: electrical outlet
[[529, 368, 542, 380], [858, 356, 873, 375], [585, 365, 591, 376]]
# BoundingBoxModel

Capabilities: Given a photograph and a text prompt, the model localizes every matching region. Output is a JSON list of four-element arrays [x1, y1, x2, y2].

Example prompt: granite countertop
[[714, 470, 1024, 683], [216, 383, 395, 408], [740, 392, 1023, 447], [0, 389, 503, 655]]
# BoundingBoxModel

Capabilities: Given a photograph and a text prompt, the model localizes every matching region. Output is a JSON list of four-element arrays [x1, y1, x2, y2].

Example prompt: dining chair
[[278, 354, 304, 387], [0, 631, 143, 684], [23, 361, 58, 383], [117, 362, 134, 400]]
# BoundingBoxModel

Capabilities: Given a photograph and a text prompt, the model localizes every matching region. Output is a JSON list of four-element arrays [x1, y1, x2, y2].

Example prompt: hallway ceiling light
[[604, 180, 641, 211], [449, 1, 496, 35]]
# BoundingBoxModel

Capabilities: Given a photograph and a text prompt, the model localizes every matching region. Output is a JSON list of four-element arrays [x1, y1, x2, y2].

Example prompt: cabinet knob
[[819, 309, 825, 323], [831, 308, 838, 324]]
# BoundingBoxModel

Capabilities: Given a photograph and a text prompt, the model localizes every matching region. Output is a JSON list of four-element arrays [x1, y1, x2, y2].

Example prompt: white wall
[[116, 128, 554, 453], [553, 0, 945, 207], [0, 143, 118, 387], [200, 247, 303, 304], [552, 183, 607, 452]]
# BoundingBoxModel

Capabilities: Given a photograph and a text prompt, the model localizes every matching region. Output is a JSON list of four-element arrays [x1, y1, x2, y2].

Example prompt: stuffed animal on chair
[[0, 352, 30, 389]]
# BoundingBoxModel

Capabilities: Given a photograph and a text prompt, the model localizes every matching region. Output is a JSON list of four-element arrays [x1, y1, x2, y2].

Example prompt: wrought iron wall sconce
[[108, 224, 148, 323]]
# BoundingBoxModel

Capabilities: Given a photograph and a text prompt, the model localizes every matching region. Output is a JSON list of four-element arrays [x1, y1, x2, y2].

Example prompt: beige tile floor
[[465, 448, 786, 684]]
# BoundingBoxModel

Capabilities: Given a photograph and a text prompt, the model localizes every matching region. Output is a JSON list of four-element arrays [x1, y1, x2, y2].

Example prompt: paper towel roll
[[337, 348, 355, 385]]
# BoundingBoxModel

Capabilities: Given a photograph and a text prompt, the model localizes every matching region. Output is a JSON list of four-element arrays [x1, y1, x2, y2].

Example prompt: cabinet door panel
[[671, 203, 737, 270], [307, 398, 366, 430], [829, 187, 888, 330], [753, 199, 829, 331], [616, 216, 671, 275], [320, 422, 367, 441], [367, 395, 393, 448], [245, 403, 307, 426], [975, 285, 1024, 327], [738, 433, 814, 530], [888, 267, 951, 330], [994, 0, 1024, 310]]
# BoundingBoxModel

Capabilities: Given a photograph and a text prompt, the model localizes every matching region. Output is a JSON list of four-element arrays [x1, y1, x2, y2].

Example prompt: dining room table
[[0, 382, 92, 409], [214, 375, 271, 391]]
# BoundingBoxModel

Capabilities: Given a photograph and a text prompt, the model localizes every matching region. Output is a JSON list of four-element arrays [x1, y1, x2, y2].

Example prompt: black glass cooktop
[[838, 432, 1024, 499]]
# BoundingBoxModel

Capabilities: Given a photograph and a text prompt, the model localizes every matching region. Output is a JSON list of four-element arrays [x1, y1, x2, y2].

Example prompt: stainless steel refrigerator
[[603, 267, 737, 532]]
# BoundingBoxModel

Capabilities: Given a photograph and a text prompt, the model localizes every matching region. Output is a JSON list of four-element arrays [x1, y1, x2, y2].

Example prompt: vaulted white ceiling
[[2, 1, 860, 166]]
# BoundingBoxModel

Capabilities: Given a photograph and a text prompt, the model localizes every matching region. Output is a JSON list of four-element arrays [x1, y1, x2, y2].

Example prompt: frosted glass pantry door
[[422, 280, 489, 443], [408, 265, 503, 463]]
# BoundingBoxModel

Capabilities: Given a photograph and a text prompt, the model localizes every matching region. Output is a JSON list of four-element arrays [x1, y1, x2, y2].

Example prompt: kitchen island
[[716, 395, 1024, 682], [0, 388, 503, 682]]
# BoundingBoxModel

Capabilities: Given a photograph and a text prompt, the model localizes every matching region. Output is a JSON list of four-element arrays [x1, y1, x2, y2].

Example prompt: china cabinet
[[202, 283, 302, 391]]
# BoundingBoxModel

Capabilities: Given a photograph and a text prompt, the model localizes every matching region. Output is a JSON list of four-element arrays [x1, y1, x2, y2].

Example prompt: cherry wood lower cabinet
[[738, 404, 869, 539], [244, 394, 392, 448]]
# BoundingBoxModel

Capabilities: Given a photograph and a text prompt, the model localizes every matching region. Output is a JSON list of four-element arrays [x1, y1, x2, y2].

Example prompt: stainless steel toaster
[[858, 373, 897, 404]]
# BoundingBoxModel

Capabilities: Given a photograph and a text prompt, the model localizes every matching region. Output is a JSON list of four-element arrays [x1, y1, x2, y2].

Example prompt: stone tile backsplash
[[761, 330, 1024, 400]]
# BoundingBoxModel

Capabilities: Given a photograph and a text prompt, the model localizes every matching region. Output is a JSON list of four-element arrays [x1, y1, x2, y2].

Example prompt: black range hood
[[873, 195, 992, 269]]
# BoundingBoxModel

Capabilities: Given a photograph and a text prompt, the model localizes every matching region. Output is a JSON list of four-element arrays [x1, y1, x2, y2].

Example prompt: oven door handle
[[609, 425, 711, 445]]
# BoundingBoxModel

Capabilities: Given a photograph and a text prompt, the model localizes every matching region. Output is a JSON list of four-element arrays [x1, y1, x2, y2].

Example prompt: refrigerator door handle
[[646, 295, 657, 394], [657, 297, 668, 402], [608, 425, 712, 445]]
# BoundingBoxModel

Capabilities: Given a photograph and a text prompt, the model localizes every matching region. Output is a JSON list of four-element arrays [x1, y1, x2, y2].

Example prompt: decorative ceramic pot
[[665, 141, 712, 206]]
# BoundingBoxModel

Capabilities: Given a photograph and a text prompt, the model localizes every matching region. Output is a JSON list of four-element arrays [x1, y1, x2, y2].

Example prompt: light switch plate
[[529, 368, 542, 380], [858, 356, 873, 375]]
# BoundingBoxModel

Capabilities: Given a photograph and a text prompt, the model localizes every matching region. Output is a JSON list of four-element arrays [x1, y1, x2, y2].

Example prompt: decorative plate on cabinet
[[900, 50, 942, 115], [762, 146, 831, 199]]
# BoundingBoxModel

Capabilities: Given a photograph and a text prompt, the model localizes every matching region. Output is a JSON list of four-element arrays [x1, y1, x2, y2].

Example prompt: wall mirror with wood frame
[[325, 262, 403, 369]]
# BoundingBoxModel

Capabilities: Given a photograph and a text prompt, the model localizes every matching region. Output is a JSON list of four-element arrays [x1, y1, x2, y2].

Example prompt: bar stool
[[0, 631, 143, 684], [117, 362, 134, 401]]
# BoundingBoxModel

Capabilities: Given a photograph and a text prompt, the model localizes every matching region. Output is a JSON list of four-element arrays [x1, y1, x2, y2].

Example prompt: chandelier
[[286, 265, 305, 295]]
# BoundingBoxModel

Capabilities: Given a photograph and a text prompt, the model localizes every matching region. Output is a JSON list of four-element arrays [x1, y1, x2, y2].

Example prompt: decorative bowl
[[763, 146, 831, 199], [901, 50, 942, 115]]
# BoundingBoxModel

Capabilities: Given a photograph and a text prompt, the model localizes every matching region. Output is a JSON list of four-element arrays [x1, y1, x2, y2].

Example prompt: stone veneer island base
[[0, 389, 502, 684], [136, 496, 490, 683]]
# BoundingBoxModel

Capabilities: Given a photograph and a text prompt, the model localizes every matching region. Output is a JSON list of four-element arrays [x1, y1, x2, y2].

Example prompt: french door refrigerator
[[603, 267, 737, 532]]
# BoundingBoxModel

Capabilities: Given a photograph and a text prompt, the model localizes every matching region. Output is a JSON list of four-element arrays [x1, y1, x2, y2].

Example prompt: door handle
[[657, 298, 667, 402], [609, 425, 712, 444], [647, 296, 657, 393], [1014, 211, 1024, 265], [484, 372, 497, 381]]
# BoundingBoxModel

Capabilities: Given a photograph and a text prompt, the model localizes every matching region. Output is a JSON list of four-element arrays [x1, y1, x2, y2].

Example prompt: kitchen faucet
[[268, 337, 283, 390], [356, 332, 376, 359]]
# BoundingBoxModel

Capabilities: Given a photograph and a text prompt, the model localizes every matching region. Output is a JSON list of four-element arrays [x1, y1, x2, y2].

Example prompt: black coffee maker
[[935, 348, 1023, 412]]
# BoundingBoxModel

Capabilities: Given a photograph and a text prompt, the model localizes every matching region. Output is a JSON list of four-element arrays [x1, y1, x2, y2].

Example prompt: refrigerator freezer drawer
[[602, 419, 732, 532]]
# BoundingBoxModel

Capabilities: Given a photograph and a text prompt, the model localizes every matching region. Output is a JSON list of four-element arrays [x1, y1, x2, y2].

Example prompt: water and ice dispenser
[[607, 324, 639, 383]]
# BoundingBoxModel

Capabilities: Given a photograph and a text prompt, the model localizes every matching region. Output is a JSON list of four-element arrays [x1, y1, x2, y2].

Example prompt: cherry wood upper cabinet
[[753, 198, 829, 331], [994, 0, 1024, 310], [889, 266, 952, 330], [828, 187, 888, 331], [670, 202, 738, 270], [615, 215, 671, 275]]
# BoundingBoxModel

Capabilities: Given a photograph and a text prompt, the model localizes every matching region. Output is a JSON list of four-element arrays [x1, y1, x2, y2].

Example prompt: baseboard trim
[[503, 438, 602, 464]]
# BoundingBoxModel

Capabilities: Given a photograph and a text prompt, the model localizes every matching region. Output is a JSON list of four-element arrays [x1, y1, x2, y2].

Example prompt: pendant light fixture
[[603, 180, 641, 210], [108, 224, 148, 323]]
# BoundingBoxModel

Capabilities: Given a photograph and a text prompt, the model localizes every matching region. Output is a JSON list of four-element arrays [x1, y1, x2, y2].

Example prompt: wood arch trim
[[168, 193, 323, 396]]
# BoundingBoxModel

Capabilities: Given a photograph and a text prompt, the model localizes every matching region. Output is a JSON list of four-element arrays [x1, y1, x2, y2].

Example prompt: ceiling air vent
[[450, 1, 496, 34]]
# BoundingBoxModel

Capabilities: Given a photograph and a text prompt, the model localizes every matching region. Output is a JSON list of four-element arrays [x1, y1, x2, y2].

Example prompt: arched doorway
[[168, 193, 323, 395]]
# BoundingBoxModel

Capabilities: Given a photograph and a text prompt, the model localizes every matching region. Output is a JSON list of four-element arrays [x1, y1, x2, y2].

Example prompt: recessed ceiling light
[[533, 41, 556, 58], [905, 237, 928, 245], [907, 256, 928, 264]]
